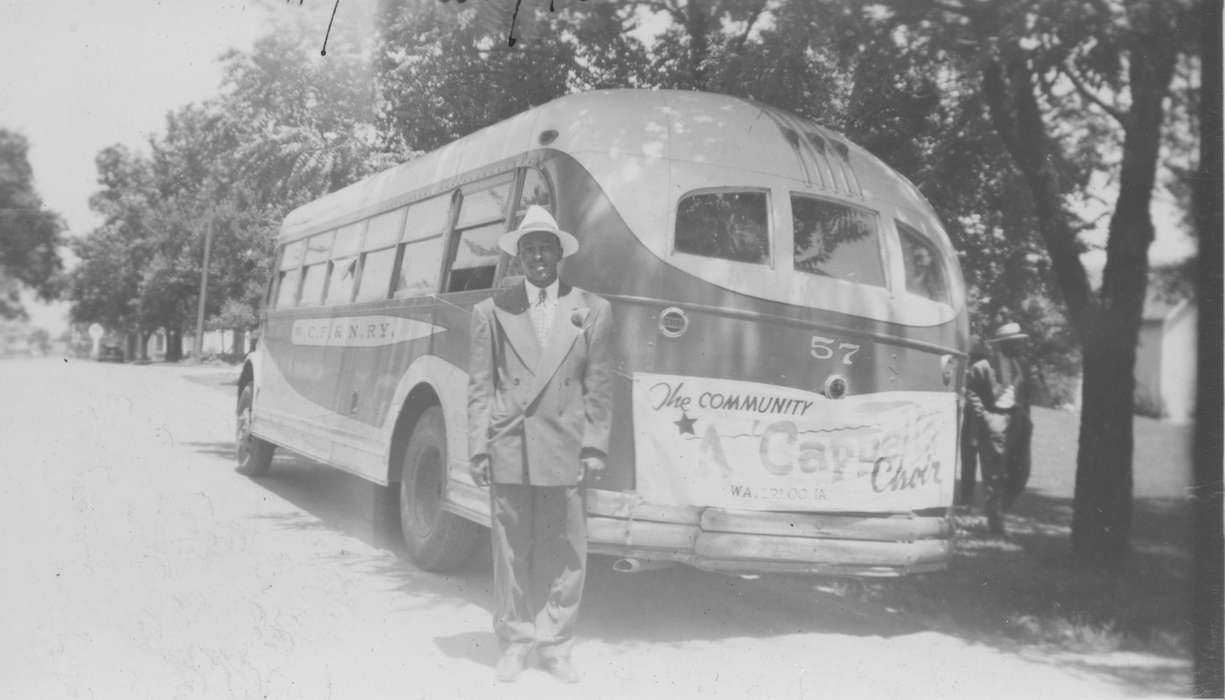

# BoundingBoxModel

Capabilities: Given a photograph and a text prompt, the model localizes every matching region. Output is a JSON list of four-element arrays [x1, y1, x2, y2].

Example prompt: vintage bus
[[236, 89, 969, 577]]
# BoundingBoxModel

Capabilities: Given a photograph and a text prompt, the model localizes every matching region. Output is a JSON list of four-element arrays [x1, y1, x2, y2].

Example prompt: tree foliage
[[0, 129, 65, 319], [68, 15, 401, 349]]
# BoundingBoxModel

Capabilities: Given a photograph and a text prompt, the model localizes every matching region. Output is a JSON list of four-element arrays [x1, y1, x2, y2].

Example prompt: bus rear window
[[897, 221, 950, 303], [791, 195, 884, 287], [675, 191, 770, 265]]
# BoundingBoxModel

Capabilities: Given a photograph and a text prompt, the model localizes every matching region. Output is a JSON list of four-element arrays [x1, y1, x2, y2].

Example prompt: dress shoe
[[541, 656, 580, 684], [495, 648, 529, 683]]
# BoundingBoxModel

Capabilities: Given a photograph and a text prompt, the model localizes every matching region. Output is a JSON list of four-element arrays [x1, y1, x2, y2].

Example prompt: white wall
[[1160, 301, 1197, 423]]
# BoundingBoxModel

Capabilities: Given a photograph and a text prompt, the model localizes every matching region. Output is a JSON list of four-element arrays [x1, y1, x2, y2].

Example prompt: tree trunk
[[1192, 0, 1223, 693], [684, 0, 710, 89], [979, 19, 1178, 569], [231, 328, 245, 356], [165, 328, 183, 363], [981, 57, 1094, 335], [139, 330, 152, 361], [1071, 27, 1177, 570]]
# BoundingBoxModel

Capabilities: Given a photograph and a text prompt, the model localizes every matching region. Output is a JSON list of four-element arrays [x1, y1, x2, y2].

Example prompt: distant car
[[98, 344, 124, 363]]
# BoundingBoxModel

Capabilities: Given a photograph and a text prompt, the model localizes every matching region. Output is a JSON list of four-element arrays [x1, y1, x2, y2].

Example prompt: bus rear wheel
[[399, 407, 478, 571], [236, 385, 275, 476]]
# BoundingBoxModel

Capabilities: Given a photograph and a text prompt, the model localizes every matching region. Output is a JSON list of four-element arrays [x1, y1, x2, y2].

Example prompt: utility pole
[[193, 219, 214, 358]]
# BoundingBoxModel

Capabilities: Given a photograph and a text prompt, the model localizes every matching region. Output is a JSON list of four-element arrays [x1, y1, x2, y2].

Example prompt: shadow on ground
[[863, 488, 1193, 697], [185, 439, 1193, 695]]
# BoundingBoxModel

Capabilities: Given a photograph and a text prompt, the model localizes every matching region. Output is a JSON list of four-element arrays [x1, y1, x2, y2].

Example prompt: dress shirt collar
[[524, 278, 559, 306]]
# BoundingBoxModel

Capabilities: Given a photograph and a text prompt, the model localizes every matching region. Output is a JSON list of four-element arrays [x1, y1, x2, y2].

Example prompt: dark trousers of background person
[[489, 484, 587, 662], [959, 408, 978, 506], [978, 412, 1033, 532]]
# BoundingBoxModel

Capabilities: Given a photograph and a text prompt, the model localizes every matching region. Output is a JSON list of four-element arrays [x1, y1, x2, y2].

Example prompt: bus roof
[[279, 89, 941, 244]]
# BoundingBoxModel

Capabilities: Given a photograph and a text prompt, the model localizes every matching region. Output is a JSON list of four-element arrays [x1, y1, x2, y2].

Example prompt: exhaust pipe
[[612, 558, 674, 573]]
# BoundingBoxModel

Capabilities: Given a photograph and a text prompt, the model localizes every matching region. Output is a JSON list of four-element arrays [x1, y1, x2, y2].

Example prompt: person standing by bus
[[467, 205, 615, 684], [964, 321, 1033, 535], [958, 335, 991, 507]]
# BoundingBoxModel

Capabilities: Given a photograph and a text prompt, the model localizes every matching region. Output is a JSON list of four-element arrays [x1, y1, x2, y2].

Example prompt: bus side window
[[514, 168, 554, 224], [675, 190, 770, 264], [897, 221, 950, 304], [393, 195, 451, 298], [324, 221, 364, 305], [447, 221, 502, 292], [355, 206, 407, 302], [273, 240, 305, 308], [446, 177, 512, 293], [298, 231, 335, 307], [396, 236, 445, 296]]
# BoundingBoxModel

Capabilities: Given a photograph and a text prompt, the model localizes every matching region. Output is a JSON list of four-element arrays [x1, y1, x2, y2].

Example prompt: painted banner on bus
[[631, 372, 956, 512]]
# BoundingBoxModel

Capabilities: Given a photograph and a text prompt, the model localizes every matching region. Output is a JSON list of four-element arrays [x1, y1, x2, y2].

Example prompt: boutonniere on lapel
[[570, 306, 591, 329]]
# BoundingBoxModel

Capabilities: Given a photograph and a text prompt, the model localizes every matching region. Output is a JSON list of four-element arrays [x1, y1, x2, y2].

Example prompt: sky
[[0, 0, 377, 332], [0, 1, 1200, 333]]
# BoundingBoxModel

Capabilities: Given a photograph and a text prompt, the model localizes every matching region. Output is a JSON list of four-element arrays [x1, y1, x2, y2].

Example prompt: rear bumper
[[585, 489, 952, 577]]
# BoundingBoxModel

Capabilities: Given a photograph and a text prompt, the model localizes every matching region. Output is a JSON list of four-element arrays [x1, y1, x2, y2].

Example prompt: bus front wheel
[[236, 385, 275, 476], [399, 406, 478, 571]]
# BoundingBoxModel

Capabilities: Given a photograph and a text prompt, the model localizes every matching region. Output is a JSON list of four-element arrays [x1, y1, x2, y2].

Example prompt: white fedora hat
[[498, 205, 580, 258], [988, 321, 1029, 342]]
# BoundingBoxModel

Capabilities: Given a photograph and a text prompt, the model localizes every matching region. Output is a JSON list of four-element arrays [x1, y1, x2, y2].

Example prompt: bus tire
[[399, 406, 478, 571], [236, 384, 275, 476]]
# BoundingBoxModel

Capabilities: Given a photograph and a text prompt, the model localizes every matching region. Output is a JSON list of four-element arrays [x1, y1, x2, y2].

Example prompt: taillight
[[658, 307, 689, 338]]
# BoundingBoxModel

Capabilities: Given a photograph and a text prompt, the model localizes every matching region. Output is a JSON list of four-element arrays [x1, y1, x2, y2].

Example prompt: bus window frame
[[669, 186, 775, 269], [888, 208, 963, 313], [324, 220, 368, 306], [353, 205, 409, 304], [269, 239, 307, 310], [787, 191, 888, 290], [441, 173, 516, 294], [387, 193, 457, 300], [297, 230, 337, 308]]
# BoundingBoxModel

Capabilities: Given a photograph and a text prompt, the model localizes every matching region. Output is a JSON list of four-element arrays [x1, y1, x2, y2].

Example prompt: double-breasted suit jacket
[[467, 282, 614, 485]]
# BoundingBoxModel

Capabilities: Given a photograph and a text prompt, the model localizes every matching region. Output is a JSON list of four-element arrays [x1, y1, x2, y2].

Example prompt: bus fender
[[382, 355, 469, 485]]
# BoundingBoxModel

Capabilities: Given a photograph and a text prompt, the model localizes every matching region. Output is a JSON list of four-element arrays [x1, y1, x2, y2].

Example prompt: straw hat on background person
[[988, 322, 1029, 343]]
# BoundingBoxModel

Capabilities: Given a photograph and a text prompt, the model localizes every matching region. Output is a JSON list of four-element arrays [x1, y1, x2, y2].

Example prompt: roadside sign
[[88, 323, 104, 341]]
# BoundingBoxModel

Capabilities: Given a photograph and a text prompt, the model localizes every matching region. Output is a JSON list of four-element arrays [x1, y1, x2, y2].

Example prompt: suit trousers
[[490, 483, 587, 660]]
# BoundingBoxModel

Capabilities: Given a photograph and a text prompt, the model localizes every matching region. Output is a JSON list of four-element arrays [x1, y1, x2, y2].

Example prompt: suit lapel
[[491, 286, 540, 373]]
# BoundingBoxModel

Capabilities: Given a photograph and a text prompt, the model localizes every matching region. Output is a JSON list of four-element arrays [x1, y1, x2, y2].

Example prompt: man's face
[[518, 231, 563, 287]]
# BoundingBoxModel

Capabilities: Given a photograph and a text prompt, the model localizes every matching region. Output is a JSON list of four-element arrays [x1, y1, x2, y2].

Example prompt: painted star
[[674, 411, 697, 435]]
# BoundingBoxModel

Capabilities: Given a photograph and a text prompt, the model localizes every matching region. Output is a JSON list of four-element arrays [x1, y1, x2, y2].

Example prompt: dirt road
[[0, 358, 1189, 698]]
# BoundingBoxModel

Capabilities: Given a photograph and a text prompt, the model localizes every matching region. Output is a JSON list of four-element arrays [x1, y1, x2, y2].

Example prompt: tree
[[376, 0, 579, 152], [69, 145, 155, 336], [68, 15, 402, 359], [0, 129, 64, 319], [868, 0, 1197, 568], [1191, 1, 1222, 692]]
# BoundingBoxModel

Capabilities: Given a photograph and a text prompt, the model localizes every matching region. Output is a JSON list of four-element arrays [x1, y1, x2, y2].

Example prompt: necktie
[[531, 287, 552, 345]]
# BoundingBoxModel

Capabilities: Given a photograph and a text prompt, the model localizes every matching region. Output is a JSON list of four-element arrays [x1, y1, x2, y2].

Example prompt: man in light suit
[[467, 205, 614, 683]]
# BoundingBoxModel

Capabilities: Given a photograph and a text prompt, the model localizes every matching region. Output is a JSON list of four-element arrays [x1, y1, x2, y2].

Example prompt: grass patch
[[857, 504, 1192, 663]]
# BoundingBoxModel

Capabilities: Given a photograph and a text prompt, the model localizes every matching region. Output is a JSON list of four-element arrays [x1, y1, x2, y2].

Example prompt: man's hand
[[580, 455, 605, 480], [470, 455, 491, 487], [997, 385, 1016, 410]]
